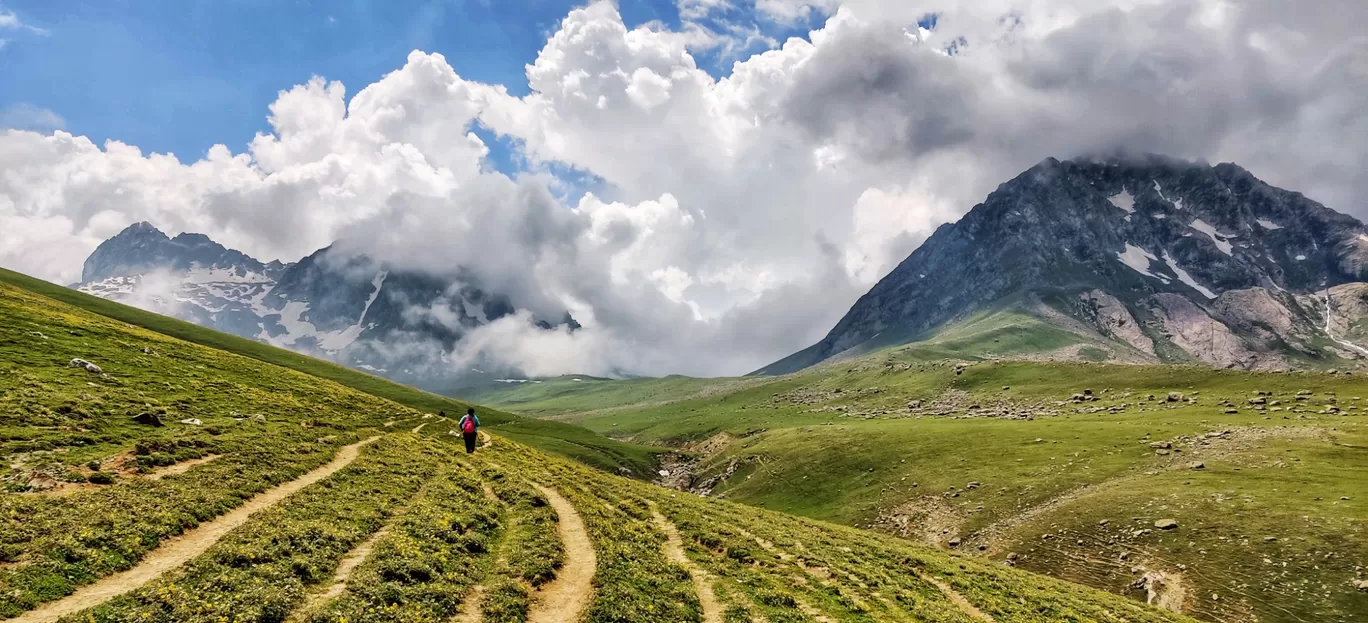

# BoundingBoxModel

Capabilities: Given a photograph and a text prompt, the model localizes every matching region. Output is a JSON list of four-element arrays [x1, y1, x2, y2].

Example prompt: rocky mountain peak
[[761, 155, 1368, 375], [81, 222, 270, 282]]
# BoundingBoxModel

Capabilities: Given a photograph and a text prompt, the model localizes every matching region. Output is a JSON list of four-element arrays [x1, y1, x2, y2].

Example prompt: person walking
[[458, 408, 480, 454]]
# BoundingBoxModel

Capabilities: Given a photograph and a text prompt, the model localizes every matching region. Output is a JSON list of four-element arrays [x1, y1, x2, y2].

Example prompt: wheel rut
[[287, 524, 392, 622], [526, 484, 596, 623], [10, 436, 381, 623], [647, 502, 723, 623], [916, 572, 995, 622]]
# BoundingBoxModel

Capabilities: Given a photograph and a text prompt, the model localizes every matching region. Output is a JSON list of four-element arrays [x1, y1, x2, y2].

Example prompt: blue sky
[[0, 0, 817, 168]]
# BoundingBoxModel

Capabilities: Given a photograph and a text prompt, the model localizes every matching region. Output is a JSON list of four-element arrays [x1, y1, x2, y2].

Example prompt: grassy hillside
[[0, 267, 663, 477], [476, 346, 1368, 623], [0, 269, 1195, 623]]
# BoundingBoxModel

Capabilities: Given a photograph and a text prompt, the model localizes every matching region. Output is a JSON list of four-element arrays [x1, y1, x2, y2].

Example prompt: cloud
[[1, 0, 1366, 378], [0, 104, 66, 132], [0, 8, 48, 35]]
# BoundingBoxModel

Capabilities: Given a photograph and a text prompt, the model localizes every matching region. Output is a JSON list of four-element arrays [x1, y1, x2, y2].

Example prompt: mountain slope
[[1, 266, 661, 476], [0, 265, 1194, 623], [761, 155, 1368, 374]]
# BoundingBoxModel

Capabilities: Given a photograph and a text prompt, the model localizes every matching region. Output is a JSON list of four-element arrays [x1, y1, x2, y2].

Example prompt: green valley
[[477, 348, 1368, 623]]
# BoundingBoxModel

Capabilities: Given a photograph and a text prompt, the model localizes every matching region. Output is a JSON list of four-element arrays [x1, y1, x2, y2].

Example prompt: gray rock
[[132, 412, 164, 427], [1154, 519, 1179, 530], [1168, 392, 1185, 402]]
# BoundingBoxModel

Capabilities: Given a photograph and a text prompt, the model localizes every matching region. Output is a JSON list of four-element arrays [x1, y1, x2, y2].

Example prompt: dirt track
[[526, 484, 596, 623]]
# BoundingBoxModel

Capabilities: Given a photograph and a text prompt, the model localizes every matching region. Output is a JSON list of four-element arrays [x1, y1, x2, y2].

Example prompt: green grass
[[0, 266, 665, 477], [473, 347, 1368, 623]]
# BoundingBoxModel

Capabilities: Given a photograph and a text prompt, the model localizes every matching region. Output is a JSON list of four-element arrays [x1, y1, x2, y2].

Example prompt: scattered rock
[[1155, 449, 1171, 456], [1188, 462, 1205, 469], [1154, 519, 1179, 530], [1167, 392, 1184, 402], [1149, 441, 1173, 449], [908, 399, 922, 409], [1248, 396, 1266, 405], [179, 418, 202, 426], [948, 537, 961, 547], [966, 481, 981, 489], [132, 412, 164, 427], [252, 414, 267, 423], [1353, 579, 1368, 592]]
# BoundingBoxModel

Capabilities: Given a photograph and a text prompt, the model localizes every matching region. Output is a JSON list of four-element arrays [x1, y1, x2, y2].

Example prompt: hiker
[[458, 408, 480, 454]]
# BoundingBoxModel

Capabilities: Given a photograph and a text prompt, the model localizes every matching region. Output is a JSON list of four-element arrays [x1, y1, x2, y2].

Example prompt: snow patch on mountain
[[1189, 219, 1233, 255], [1116, 243, 1169, 283], [1162, 253, 1217, 299], [1108, 190, 1135, 214], [1257, 219, 1283, 230]]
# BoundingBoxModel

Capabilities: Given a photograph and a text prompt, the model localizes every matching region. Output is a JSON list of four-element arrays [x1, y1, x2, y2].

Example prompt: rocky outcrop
[[1149, 293, 1271, 369], [1080, 290, 1155, 357]]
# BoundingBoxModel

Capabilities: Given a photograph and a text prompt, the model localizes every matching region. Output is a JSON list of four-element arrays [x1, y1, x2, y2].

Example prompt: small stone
[[1188, 462, 1205, 469], [1099, 519, 1110, 526], [132, 412, 164, 427], [948, 537, 961, 547], [1354, 579, 1368, 592], [1154, 519, 1179, 530], [1167, 392, 1184, 402], [178, 418, 202, 426], [1149, 441, 1173, 449]]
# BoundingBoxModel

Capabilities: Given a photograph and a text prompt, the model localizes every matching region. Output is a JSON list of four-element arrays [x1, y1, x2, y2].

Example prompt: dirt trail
[[145, 454, 223, 481], [478, 430, 492, 447], [412, 422, 428, 433], [452, 584, 488, 623], [917, 573, 994, 622], [526, 484, 596, 623], [11, 437, 380, 623], [647, 502, 723, 623], [287, 525, 391, 622]]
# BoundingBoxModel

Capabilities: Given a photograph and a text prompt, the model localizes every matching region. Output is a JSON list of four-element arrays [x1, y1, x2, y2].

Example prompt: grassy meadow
[[478, 349, 1368, 622]]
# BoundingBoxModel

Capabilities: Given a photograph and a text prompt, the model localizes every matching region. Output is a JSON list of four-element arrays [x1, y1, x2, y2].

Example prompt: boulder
[[1154, 519, 1179, 530], [1167, 392, 1184, 402], [133, 412, 164, 427], [68, 358, 103, 374]]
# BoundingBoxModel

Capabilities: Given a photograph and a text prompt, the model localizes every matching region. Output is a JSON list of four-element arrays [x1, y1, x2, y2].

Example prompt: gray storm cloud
[[1, 0, 1365, 377]]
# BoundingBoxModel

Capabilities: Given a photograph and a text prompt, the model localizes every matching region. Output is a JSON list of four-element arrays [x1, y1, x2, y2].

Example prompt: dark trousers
[[463, 432, 477, 453]]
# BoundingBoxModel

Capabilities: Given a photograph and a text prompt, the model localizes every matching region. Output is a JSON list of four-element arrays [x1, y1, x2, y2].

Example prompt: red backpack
[[461, 415, 476, 434]]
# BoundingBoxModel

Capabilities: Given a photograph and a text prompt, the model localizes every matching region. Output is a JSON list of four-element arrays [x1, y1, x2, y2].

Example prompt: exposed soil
[[648, 502, 723, 623], [526, 484, 596, 623]]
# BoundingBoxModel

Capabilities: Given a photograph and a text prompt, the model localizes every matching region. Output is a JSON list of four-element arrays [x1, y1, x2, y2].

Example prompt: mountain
[[75, 223, 569, 389], [760, 154, 1368, 374]]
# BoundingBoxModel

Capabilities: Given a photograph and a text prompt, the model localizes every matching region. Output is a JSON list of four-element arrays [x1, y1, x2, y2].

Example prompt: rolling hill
[[0, 267, 1198, 623]]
